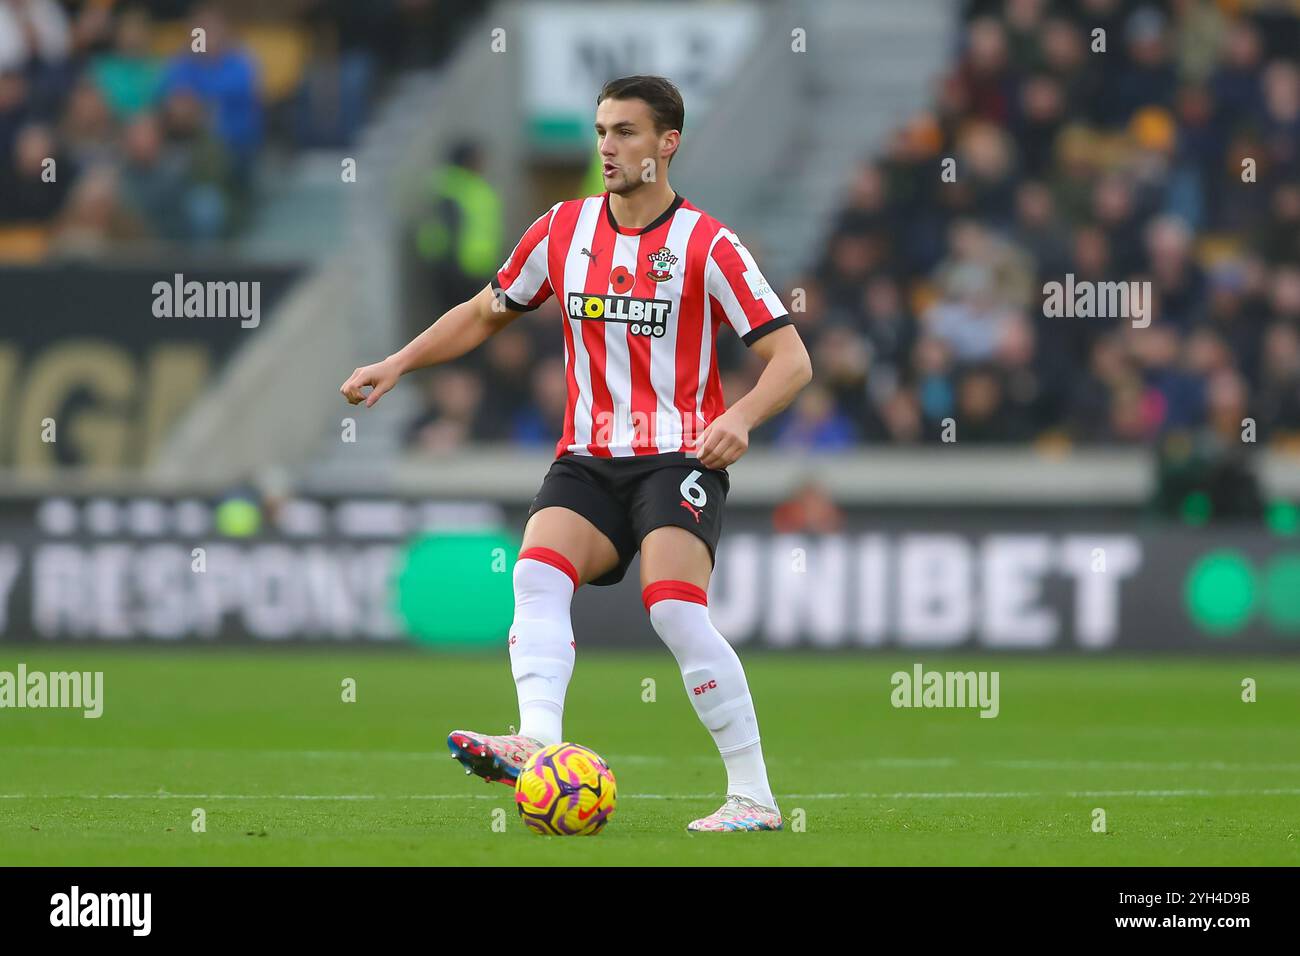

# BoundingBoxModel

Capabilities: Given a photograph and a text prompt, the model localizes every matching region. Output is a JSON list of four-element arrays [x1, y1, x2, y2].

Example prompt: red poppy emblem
[[610, 266, 634, 294]]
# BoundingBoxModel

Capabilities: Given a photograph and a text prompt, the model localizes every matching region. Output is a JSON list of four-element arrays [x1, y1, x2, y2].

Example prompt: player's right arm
[[341, 203, 558, 408], [339, 285, 522, 407]]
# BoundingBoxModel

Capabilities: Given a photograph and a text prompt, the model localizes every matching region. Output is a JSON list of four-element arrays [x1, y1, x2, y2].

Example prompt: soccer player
[[341, 75, 812, 831]]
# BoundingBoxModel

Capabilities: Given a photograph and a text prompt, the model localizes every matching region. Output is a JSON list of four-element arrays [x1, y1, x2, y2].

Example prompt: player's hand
[[695, 409, 749, 470], [340, 357, 401, 407]]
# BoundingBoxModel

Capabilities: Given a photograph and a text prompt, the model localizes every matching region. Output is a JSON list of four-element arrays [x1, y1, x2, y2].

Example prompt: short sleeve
[[704, 229, 792, 346], [491, 204, 558, 312]]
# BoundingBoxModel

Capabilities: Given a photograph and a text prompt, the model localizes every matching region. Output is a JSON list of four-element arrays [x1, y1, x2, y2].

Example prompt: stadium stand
[[393, 0, 1300, 464], [0, 0, 478, 249]]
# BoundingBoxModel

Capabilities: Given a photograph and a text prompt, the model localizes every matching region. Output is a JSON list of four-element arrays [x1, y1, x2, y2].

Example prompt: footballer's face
[[594, 98, 678, 195]]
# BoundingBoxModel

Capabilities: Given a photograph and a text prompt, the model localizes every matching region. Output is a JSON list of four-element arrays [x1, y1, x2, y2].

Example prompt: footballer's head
[[594, 75, 684, 195]]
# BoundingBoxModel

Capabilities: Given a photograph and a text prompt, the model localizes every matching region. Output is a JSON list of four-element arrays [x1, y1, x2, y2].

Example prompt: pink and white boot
[[447, 727, 545, 786], [686, 794, 783, 832]]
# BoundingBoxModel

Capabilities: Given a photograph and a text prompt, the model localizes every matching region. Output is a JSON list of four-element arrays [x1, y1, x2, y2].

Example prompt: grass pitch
[[1, 649, 1297, 866]]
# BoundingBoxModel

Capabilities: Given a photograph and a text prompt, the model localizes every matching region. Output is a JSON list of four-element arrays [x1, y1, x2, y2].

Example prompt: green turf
[[1, 650, 1297, 865]]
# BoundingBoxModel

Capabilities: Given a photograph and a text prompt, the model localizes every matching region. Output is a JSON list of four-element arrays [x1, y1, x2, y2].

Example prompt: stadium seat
[[0, 225, 51, 263], [240, 25, 310, 102]]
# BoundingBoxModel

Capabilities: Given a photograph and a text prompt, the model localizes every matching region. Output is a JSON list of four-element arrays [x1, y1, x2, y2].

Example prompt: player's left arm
[[696, 323, 812, 470]]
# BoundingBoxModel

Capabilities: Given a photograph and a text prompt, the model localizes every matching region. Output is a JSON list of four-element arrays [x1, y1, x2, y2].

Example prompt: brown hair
[[597, 75, 685, 163]]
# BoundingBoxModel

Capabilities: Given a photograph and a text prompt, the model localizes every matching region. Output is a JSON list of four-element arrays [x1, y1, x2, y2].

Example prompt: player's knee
[[647, 602, 683, 656], [645, 579, 697, 617], [643, 579, 708, 613], [645, 580, 716, 654], [514, 547, 580, 607]]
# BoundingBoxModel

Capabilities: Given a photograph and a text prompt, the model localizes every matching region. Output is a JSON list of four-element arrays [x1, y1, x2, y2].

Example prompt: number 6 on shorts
[[680, 470, 707, 507]]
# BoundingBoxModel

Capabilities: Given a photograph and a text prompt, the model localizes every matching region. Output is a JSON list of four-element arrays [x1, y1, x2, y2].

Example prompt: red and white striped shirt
[[492, 191, 791, 458]]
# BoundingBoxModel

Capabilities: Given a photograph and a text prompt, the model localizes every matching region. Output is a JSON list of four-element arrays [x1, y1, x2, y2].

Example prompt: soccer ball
[[514, 743, 617, 836]]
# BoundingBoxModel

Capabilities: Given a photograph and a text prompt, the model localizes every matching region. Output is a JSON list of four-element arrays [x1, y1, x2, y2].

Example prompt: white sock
[[509, 552, 578, 746], [645, 583, 777, 810]]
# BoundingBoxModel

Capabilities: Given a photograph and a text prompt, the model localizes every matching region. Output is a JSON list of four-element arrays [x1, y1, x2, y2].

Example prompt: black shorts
[[525, 451, 730, 587]]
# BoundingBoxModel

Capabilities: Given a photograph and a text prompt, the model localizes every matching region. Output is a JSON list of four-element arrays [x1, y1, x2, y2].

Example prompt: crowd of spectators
[[407, 0, 1300, 456], [787, 0, 1300, 452], [0, 0, 475, 250]]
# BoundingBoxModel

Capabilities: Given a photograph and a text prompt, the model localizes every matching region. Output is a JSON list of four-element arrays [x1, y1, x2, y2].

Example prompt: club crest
[[646, 247, 678, 282]]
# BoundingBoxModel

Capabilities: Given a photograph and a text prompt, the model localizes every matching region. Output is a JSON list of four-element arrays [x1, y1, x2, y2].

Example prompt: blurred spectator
[[1172, 0, 1226, 86], [1013, 72, 1066, 178], [0, 69, 29, 161], [959, 17, 1013, 124], [512, 357, 569, 447], [51, 164, 147, 255], [0, 121, 66, 220], [1068, 334, 1131, 442], [1209, 19, 1264, 139], [1145, 214, 1205, 328], [861, 275, 917, 404], [117, 110, 226, 241], [830, 161, 898, 240], [925, 270, 1007, 362], [59, 78, 115, 169], [819, 231, 886, 315], [414, 139, 503, 315], [0, 0, 67, 71], [1130, 321, 1205, 433], [406, 367, 485, 453], [956, 120, 1019, 226], [772, 479, 845, 534], [292, 7, 375, 148], [1104, 7, 1178, 126], [474, 327, 535, 441], [1255, 323, 1300, 439], [160, 87, 236, 233], [814, 326, 870, 429], [953, 365, 1012, 442], [1092, 173, 1145, 274], [1259, 61, 1300, 179], [1012, 180, 1070, 278], [158, 4, 261, 164], [912, 334, 956, 437], [1002, 0, 1048, 74], [0, 0, 71, 116], [775, 384, 858, 449], [90, 6, 161, 120], [1040, 16, 1097, 119]]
